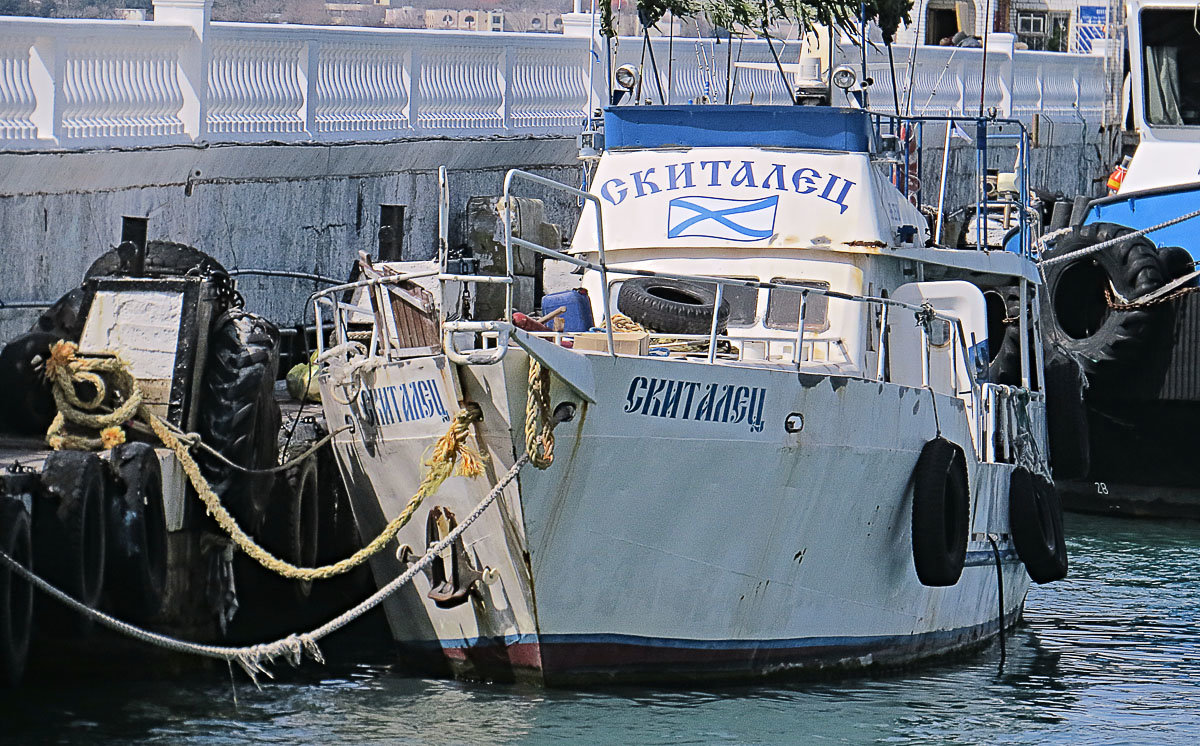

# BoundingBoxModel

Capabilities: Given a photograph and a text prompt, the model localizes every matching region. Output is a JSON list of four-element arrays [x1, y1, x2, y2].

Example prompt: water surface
[[4, 513, 1198, 745]]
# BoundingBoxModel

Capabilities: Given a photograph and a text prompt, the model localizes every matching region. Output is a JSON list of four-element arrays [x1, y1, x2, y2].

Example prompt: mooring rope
[[1038, 207, 1200, 269], [0, 453, 529, 685], [43, 340, 486, 582]]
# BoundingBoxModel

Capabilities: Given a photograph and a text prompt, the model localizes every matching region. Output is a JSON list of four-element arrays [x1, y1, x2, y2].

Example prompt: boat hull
[[323, 350, 1033, 684]]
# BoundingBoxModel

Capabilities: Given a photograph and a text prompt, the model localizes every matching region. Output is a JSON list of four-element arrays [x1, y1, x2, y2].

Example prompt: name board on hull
[[624, 376, 767, 433], [356, 377, 451, 428]]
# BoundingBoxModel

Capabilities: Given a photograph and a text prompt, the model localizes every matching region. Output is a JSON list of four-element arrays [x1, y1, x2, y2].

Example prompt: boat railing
[[437, 169, 991, 412], [870, 114, 1033, 259]]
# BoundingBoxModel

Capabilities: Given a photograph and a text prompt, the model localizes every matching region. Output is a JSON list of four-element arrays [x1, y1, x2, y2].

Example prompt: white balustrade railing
[[0, 1, 1109, 149]]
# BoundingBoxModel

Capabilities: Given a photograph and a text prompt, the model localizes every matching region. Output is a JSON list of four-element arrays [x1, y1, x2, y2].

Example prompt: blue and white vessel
[[311, 93, 1069, 682], [1037, 0, 1200, 518]]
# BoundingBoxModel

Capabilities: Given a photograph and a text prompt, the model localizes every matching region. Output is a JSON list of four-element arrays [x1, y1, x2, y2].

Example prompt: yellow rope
[[43, 341, 486, 582], [525, 359, 554, 469]]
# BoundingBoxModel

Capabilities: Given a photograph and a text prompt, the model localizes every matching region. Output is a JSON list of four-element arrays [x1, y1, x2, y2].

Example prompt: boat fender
[[0, 498, 33, 687], [106, 442, 169, 622], [0, 332, 63, 436], [1158, 246, 1198, 286], [34, 450, 107, 636], [617, 277, 730, 336], [1040, 221, 1168, 385], [267, 454, 321, 600], [1008, 468, 1068, 583], [196, 309, 281, 530], [911, 437, 970, 587]]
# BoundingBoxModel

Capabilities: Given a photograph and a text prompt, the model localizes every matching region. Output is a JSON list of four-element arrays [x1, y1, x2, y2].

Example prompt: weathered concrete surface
[[0, 137, 581, 340]]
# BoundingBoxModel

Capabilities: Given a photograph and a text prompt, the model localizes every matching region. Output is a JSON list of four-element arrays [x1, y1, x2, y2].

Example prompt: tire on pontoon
[[1008, 467, 1068, 583], [106, 442, 169, 623], [0, 498, 33, 687], [34, 450, 107, 636], [265, 453, 320, 599], [196, 309, 281, 531], [1040, 222, 1169, 385], [617, 277, 730, 335], [85, 240, 227, 280], [0, 332, 64, 436], [911, 437, 970, 587]]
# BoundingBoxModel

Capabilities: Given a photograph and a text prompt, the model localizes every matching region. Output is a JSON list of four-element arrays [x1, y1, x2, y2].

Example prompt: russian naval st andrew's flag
[[666, 194, 779, 242]]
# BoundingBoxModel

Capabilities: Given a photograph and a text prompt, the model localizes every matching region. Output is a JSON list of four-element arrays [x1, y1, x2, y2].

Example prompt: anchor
[[422, 506, 485, 609]]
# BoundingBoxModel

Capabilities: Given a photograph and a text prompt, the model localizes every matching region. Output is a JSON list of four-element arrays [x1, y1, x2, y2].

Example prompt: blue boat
[[1037, 0, 1200, 518]]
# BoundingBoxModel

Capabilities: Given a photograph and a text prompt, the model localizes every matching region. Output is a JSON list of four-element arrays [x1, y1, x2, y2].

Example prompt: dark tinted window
[[765, 280, 830, 331]]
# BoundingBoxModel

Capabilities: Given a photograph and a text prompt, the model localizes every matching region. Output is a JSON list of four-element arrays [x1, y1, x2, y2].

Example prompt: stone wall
[[0, 137, 582, 340]]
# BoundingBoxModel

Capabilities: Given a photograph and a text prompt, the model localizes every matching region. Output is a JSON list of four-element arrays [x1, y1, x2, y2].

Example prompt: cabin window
[[1141, 10, 1200, 126], [765, 279, 830, 332]]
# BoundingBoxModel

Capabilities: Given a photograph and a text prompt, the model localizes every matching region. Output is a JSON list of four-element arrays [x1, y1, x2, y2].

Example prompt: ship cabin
[[564, 105, 1044, 407]]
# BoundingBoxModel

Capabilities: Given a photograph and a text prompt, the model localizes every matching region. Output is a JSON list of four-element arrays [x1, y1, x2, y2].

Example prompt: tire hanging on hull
[[911, 438, 970, 587], [1008, 467, 1068, 583]]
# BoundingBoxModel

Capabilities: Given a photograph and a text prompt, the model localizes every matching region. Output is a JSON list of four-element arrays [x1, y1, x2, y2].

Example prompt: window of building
[[1016, 11, 1045, 36]]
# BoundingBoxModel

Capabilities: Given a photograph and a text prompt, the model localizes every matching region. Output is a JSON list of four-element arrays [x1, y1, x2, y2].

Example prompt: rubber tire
[[31, 286, 92, 342], [0, 500, 33, 687], [617, 277, 730, 335], [272, 455, 319, 599], [986, 286, 1031, 386], [1008, 468, 1068, 583], [196, 309, 281, 530], [106, 443, 169, 623], [911, 437, 970, 587], [85, 240, 227, 280], [1040, 222, 1168, 383], [34, 450, 107, 636], [0, 332, 63, 436], [1043, 358, 1090, 480], [1159, 246, 1197, 286]]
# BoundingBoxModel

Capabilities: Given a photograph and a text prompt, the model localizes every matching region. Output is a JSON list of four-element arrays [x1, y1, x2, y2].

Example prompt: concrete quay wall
[[0, 137, 581, 340]]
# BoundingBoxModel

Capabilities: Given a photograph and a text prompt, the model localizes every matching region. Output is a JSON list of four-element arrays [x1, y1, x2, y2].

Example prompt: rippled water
[[4, 513, 1199, 745]]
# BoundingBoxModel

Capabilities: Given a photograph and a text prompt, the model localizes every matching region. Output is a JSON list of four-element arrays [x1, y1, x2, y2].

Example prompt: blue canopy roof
[[603, 106, 876, 152]]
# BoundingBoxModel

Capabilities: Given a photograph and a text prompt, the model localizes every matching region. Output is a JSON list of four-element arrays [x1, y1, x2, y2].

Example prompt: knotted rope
[[43, 341, 486, 582], [525, 359, 555, 469]]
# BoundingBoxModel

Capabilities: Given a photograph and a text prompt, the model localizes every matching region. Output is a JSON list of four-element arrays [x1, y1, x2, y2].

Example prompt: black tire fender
[[911, 437, 971, 587], [1040, 222, 1169, 383], [34, 450, 107, 635], [266, 454, 320, 599], [85, 240, 227, 280], [196, 309, 281, 530], [106, 442, 169, 622], [1008, 468, 1068, 583], [0, 499, 33, 687], [0, 332, 63, 436], [617, 277, 730, 335]]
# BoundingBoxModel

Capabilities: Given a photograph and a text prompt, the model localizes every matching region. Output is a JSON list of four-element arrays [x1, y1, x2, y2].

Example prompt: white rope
[[1038, 207, 1200, 269], [0, 453, 528, 685]]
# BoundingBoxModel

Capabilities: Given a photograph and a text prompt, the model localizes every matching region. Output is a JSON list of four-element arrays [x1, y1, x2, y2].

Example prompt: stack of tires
[[0, 242, 285, 682]]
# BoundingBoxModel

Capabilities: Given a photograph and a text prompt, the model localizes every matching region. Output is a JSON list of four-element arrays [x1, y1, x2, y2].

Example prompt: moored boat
[[313, 100, 1070, 684], [1036, 0, 1200, 518]]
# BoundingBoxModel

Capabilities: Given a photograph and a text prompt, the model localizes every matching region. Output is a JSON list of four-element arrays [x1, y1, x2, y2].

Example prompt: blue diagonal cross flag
[[667, 195, 779, 242]]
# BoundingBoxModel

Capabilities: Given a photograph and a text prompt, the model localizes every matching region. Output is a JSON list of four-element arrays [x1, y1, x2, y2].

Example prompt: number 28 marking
[[1095, 482, 1109, 495]]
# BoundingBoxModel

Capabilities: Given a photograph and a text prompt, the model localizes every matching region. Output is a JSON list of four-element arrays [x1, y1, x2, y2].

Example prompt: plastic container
[[540, 288, 593, 332]]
